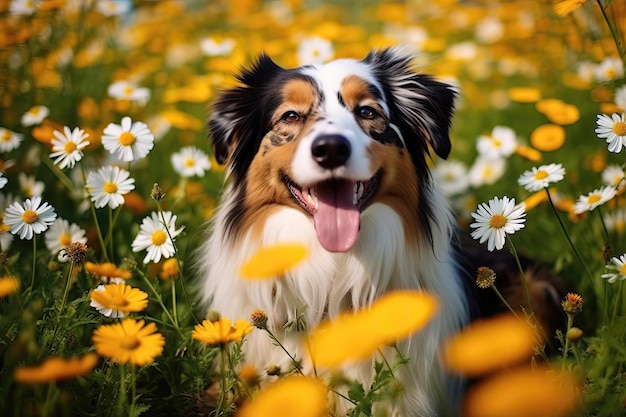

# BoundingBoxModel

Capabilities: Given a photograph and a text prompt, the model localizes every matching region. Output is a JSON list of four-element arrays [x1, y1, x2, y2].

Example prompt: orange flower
[[92, 319, 165, 366], [192, 317, 253, 346], [85, 262, 132, 283], [507, 87, 541, 103], [239, 244, 308, 280], [0, 276, 19, 298], [159, 258, 180, 280], [530, 124, 566, 152], [14, 353, 99, 384]]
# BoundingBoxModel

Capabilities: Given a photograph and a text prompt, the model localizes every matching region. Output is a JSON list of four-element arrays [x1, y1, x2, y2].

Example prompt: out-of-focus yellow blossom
[[159, 258, 180, 280], [307, 291, 438, 367], [0, 276, 19, 298], [514, 145, 542, 162], [523, 189, 550, 211], [507, 87, 541, 103], [530, 124, 566, 151], [192, 317, 253, 346], [553, 0, 587, 17], [160, 110, 203, 130], [14, 353, 99, 384], [239, 244, 308, 280]]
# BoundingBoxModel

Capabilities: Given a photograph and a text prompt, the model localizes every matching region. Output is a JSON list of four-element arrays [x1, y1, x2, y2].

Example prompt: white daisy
[[4, 196, 57, 240], [604, 207, 626, 234], [470, 196, 526, 252], [0, 127, 24, 153], [573, 185, 617, 214], [9, 0, 38, 15], [595, 113, 626, 153], [107, 80, 151, 106], [171, 146, 211, 178], [90, 285, 125, 318], [576, 61, 596, 84], [49, 126, 90, 169], [602, 164, 625, 188], [468, 156, 506, 187], [0, 173, 7, 190], [44, 218, 87, 256], [517, 163, 566, 192], [96, 0, 131, 17], [594, 56, 624, 82], [20, 105, 49, 127], [199, 37, 236, 56], [102, 116, 155, 162], [474, 16, 504, 44], [476, 125, 518, 159], [18, 172, 44, 198], [85, 165, 135, 209], [615, 85, 626, 110], [432, 160, 470, 196], [601, 254, 626, 284], [297, 36, 334, 65], [131, 211, 184, 264]]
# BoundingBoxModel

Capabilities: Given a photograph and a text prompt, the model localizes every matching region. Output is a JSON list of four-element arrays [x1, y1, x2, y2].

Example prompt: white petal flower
[[476, 125, 518, 159], [44, 218, 88, 256], [573, 185, 616, 214], [468, 156, 506, 187], [131, 211, 184, 264], [4, 196, 57, 240], [595, 113, 626, 153], [49, 126, 90, 169], [107, 80, 150, 106], [432, 160, 470, 196], [602, 164, 625, 187], [21, 105, 49, 127], [0, 127, 24, 153], [594, 57, 624, 82], [470, 196, 526, 251], [18, 173, 44, 198], [102, 116, 155, 162], [171, 146, 211, 178], [517, 163, 566, 192], [0, 173, 7, 190], [601, 254, 626, 284], [297, 36, 334, 65], [199, 37, 236, 56], [90, 285, 125, 318], [96, 0, 131, 17], [85, 165, 135, 209]]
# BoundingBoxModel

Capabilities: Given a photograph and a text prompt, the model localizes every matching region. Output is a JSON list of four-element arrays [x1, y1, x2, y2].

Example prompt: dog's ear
[[208, 54, 284, 167], [363, 48, 457, 159]]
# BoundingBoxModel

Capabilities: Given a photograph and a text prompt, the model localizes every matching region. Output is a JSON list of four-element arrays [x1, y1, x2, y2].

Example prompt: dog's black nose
[[311, 134, 351, 169]]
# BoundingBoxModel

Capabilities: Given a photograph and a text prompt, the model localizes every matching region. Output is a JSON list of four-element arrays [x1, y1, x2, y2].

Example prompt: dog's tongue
[[313, 180, 360, 252]]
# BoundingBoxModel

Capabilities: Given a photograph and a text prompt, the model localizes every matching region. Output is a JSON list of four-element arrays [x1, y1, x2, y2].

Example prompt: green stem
[[489, 283, 518, 316], [596, 206, 611, 248], [216, 346, 228, 415], [595, 0, 625, 60], [30, 237, 36, 290], [506, 236, 533, 317], [138, 271, 184, 341], [130, 366, 137, 416], [562, 313, 574, 367], [118, 364, 127, 417], [262, 327, 302, 374], [611, 279, 624, 325]]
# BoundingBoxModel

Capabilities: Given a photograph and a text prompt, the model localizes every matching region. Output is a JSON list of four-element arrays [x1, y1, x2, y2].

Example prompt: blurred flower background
[[1, 0, 626, 416]]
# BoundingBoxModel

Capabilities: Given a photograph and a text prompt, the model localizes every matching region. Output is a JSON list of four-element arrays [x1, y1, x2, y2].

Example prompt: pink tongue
[[313, 180, 360, 252]]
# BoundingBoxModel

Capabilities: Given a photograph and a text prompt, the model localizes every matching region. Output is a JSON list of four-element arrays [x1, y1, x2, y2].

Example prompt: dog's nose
[[311, 134, 351, 169]]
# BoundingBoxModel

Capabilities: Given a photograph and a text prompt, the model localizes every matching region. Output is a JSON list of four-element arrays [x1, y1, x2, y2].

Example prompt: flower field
[[1, 0, 626, 416]]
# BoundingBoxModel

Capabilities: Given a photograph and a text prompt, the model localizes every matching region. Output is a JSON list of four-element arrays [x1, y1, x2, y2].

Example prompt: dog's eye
[[281, 111, 300, 123], [357, 106, 378, 120]]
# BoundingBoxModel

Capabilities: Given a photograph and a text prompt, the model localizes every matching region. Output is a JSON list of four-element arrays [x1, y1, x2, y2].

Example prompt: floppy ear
[[363, 48, 457, 159], [208, 54, 285, 169]]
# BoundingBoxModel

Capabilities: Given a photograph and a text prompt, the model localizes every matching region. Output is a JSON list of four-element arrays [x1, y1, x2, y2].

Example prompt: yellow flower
[[307, 291, 438, 368], [85, 262, 132, 283], [92, 319, 165, 366], [507, 87, 541, 103], [14, 353, 99, 384], [90, 283, 149, 315], [192, 317, 253, 346], [441, 314, 537, 377], [159, 258, 180, 280], [237, 376, 328, 417], [523, 189, 549, 211], [0, 276, 19, 298], [514, 145, 542, 162], [530, 124, 566, 152], [160, 109, 203, 130], [554, 0, 587, 17], [239, 243, 308, 280], [463, 366, 580, 417]]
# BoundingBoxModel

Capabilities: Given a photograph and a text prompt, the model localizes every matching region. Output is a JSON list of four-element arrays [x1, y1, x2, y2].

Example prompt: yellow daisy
[[553, 0, 586, 17], [14, 353, 99, 384], [239, 243, 308, 280], [192, 317, 253, 346], [530, 124, 566, 151], [307, 290, 438, 367], [0, 276, 19, 298], [90, 283, 149, 318], [92, 319, 165, 366], [85, 262, 132, 283]]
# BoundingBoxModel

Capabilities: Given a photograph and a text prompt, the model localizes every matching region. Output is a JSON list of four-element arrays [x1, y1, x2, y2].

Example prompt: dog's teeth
[[354, 182, 364, 203]]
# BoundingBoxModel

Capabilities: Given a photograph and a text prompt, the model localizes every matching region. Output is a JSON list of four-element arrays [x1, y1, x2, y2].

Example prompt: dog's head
[[209, 48, 456, 252]]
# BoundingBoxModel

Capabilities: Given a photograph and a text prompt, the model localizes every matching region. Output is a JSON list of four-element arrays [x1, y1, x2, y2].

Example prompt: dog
[[198, 48, 469, 416]]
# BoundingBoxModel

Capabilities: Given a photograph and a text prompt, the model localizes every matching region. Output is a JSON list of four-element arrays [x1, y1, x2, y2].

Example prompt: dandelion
[[85, 261, 132, 284], [595, 113, 626, 153], [237, 376, 328, 417], [307, 291, 438, 367], [470, 196, 526, 252], [297, 36, 334, 65], [49, 126, 90, 169], [107, 80, 151, 106], [18, 173, 44, 198], [44, 218, 87, 255], [0, 276, 19, 298], [239, 243, 308, 279], [476, 126, 517, 160], [442, 314, 537, 377], [131, 211, 184, 264], [572, 185, 616, 214], [20, 105, 49, 127], [601, 164, 625, 187], [432, 160, 470, 196], [85, 165, 135, 209], [517, 163, 566, 192], [171, 146, 212, 178], [4, 197, 57, 240], [102, 116, 155, 162], [0, 127, 24, 153], [14, 353, 99, 384], [90, 283, 149, 318], [601, 254, 626, 283], [192, 317, 253, 346], [92, 319, 165, 366], [561, 293, 583, 315], [468, 156, 506, 187]]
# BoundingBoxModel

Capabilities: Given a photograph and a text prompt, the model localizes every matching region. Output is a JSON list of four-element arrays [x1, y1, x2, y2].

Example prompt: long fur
[[197, 47, 469, 416]]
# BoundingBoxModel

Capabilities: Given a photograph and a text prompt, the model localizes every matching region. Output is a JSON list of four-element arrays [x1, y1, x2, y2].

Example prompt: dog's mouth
[[283, 170, 382, 253]]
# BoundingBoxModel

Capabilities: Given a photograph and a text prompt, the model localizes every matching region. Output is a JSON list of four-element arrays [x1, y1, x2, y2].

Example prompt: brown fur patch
[[340, 75, 387, 133]]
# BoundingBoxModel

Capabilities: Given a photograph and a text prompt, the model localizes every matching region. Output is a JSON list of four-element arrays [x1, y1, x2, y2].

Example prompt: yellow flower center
[[120, 335, 140, 350], [21, 210, 39, 224], [613, 121, 626, 136], [59, 233, 72, 247], [588, 194, 601, 205], [151, 230, 167, 245], [119, 131, 136, 146], [1, 131, 11, 142], [123, 86, 134, 95], [620, 264, 626, 275], [534, 170, 549, 180], [103, 181, 118, 194], [30, 106, 41, 116], [489, 214, 507, 229], [64, 141, 77, 153], [184, 157, 195, 167], [491, 137, 502, 148]]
